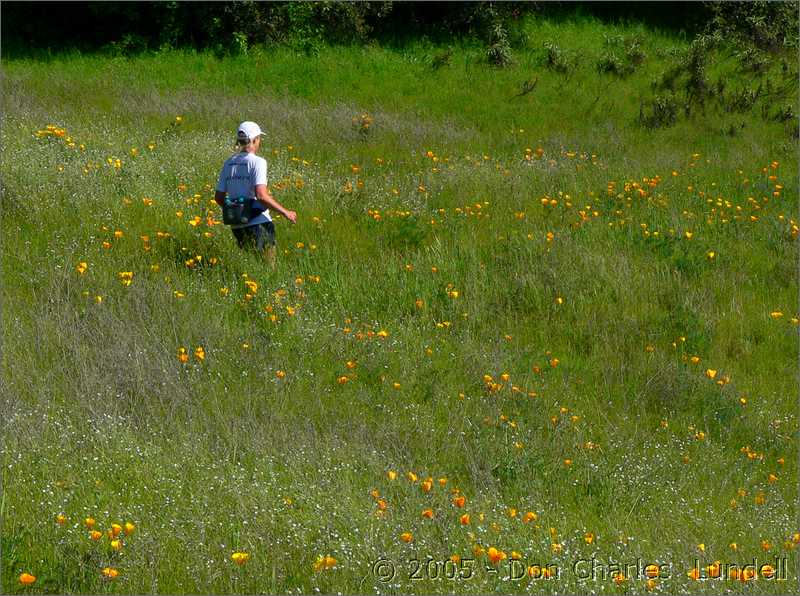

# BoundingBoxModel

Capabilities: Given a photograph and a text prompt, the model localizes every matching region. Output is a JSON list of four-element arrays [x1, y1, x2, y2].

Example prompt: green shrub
[[103, 33, 148, 56], [487, 22, 513, 67], [638, 94, 679, 128], [626, 40, 647, 66], [430, 46, 454, 70], [705, 0, 800, 52], [684, 34, 717, 104], [597, 51, 634, 77], [736, 46, 769, 74], [602, 33, 647, 73], [543, 40, 575, 74], [723, 86, 761, 113], [774, 104, 796, 122], [231, 31, 249, 56]]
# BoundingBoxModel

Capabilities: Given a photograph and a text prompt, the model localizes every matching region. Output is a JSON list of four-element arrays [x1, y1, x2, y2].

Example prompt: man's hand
[[256, 185, 297, 224]]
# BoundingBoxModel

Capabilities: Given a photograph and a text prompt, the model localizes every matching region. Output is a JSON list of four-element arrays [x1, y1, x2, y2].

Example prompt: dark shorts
[[232, 221, 276, 251]]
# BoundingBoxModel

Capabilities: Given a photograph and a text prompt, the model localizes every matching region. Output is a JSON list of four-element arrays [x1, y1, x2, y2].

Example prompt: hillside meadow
[[2, 16, 799, 595]]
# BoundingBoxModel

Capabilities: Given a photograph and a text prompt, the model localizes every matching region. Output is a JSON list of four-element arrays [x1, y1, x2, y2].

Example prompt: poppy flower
[[487, 547, 506, 565], [313, 555, 337, 571], [19, 573, 36, 585], [523, 511, 538, 523]]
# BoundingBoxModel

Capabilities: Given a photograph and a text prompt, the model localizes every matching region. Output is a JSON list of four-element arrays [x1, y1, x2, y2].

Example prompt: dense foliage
[[3, 1, 796, 58]]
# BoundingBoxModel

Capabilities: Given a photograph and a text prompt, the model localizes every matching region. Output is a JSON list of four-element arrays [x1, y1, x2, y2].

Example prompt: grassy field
[[2, 15, 799, 595]]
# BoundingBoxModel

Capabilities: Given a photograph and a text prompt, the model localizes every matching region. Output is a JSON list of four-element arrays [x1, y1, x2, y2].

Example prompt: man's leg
[[232, 228, 248, 248], [262, 222, 277, 269]]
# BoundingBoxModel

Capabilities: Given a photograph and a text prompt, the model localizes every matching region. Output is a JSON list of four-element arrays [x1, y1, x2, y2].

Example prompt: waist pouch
[[222, 197, 256, 225]]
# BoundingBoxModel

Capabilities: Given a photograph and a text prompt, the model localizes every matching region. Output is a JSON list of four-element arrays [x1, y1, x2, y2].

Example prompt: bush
[[684, 34, 717, 104], [773, 104, 795, 123], [487, 22, 513, 67], [232, 31, 248, 56], [625, 38, 647, 66], [597, 51, 634, 77], [103, 33, 149, 56], [704, 0, 799, 52], [543, 40, 575, 74], [638, 94, 679, 128], [652, 34, 717, 107], [736, 46, 769, 74], [430, 47, 454, 70], [603, 33, 647, 63], [723, 86, 761, 113]]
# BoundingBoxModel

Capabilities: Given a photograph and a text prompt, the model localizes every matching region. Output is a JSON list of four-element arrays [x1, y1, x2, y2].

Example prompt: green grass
[[2, 14, 799, 595]]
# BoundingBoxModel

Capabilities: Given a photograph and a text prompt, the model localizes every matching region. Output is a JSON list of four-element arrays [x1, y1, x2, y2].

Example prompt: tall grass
[[1, 14, 798, 595]]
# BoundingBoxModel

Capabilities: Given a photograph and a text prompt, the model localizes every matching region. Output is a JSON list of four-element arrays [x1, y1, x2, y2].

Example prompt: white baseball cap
[[237, 121, 264, 142]]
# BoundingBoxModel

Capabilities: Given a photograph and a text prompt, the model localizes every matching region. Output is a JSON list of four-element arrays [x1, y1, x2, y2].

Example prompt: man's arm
[[214, 190, 226, 207], [255, 184, 297, 224]]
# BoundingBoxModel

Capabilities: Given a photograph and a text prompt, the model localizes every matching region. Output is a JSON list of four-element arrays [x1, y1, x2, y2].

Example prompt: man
[[214, 121, 297, 263]]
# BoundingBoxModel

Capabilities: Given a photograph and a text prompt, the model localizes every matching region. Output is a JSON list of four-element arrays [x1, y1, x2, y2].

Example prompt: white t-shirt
[[216, 151, 271, 228]]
